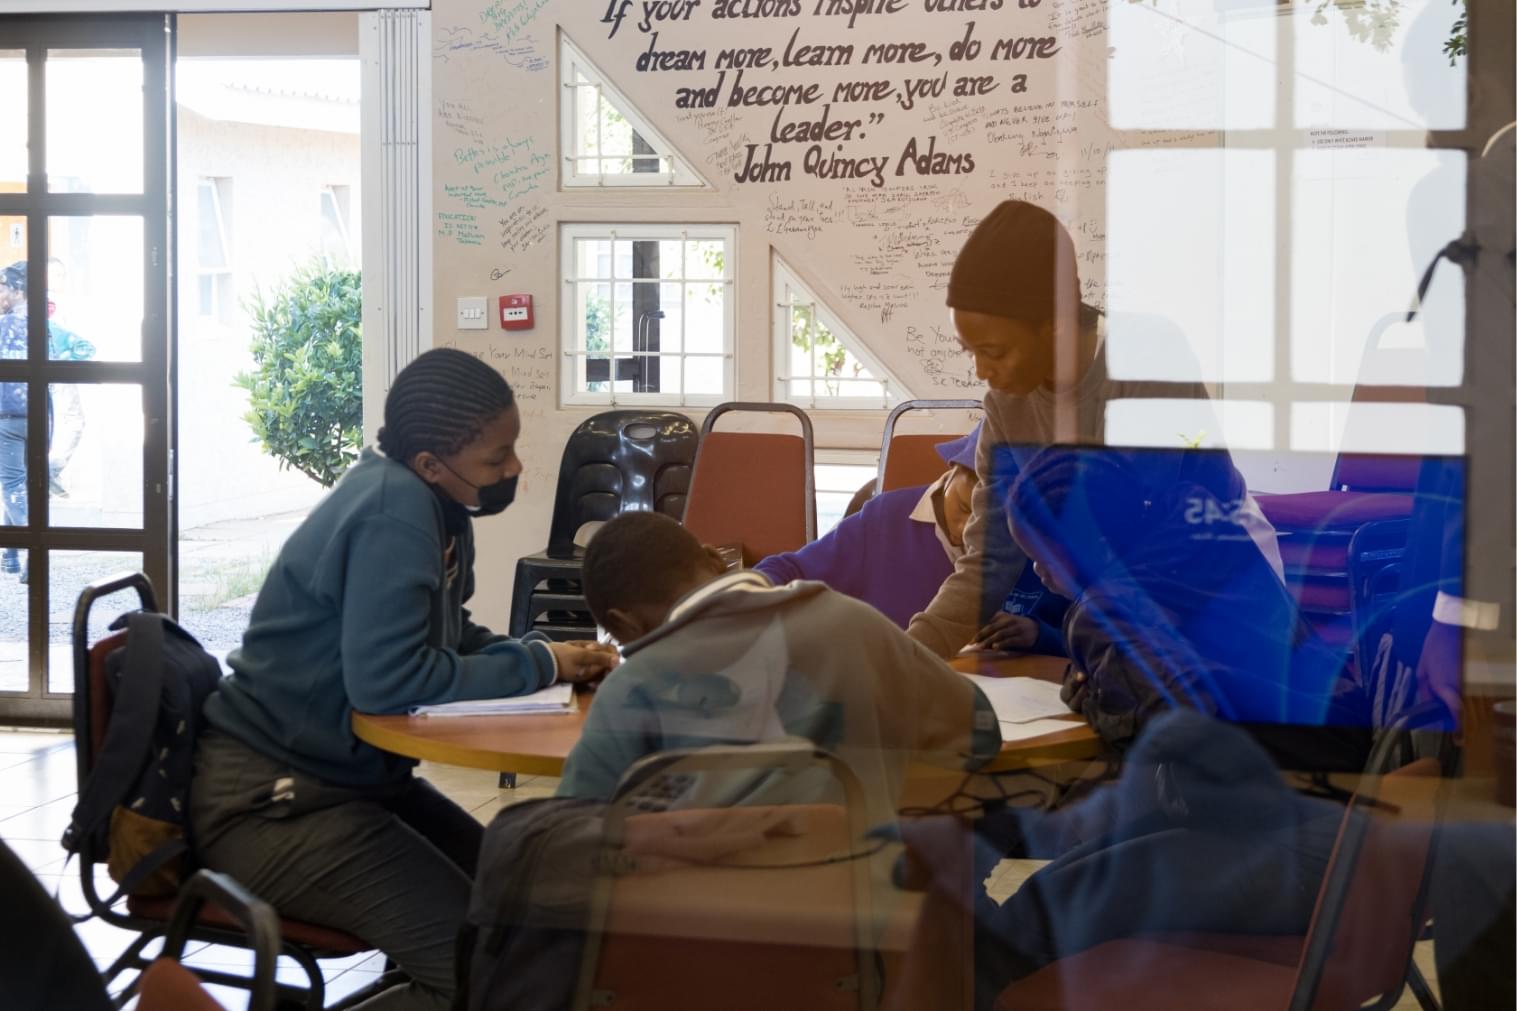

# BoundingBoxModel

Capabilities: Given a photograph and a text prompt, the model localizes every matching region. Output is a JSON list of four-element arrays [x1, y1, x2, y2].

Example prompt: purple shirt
[[754, 485, 1067, 654]]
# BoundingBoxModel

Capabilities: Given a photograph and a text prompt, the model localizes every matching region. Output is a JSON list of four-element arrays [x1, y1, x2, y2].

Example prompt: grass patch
[[196, 551, 275, 610]]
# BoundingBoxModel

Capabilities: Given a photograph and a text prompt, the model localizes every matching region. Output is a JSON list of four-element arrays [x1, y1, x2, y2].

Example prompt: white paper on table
[[997, 718, 1078, 742], [410, 682, 574, 717], [961, 674, 1069, 725]]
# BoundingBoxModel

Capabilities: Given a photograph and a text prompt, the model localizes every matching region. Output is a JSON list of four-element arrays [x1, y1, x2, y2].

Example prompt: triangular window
[[773, 255, 910, 409], [559, 34, 703, 188]]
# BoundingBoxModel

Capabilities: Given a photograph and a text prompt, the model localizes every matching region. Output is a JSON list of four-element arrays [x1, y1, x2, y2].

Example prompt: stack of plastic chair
[[510, 411, 699, 639]]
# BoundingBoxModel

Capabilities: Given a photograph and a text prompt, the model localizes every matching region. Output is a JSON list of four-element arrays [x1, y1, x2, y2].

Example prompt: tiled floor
[[0, 727, 1439, 1010], [0, 727, 552, 1009]]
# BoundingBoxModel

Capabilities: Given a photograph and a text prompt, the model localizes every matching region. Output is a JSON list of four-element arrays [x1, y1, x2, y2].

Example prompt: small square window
[[561, 224, 734, 406]]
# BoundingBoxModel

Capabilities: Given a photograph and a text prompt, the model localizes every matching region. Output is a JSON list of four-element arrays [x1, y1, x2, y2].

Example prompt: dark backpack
[[61, 611, 224, 904], [456, 796, 607, 1011]]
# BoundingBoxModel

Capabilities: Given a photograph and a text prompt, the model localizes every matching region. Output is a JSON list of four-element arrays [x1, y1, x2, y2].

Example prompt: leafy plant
[[1443, 0, 1467, 64], [1127, 0, 1466, 61], [236, 263, 362, 488], [791, 303, 852, 396], [1309, 0, 1402, 52]]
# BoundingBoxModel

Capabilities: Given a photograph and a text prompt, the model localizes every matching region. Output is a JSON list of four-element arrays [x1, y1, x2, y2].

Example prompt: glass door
[[0, 15, 172, 722]]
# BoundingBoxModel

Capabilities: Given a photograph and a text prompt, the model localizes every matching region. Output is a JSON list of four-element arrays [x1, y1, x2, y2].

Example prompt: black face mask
[[439, 461, 518, 517]]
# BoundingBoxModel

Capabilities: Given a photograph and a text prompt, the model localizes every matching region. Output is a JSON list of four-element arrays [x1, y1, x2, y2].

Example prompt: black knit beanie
[[946, 201, 1080, 326]]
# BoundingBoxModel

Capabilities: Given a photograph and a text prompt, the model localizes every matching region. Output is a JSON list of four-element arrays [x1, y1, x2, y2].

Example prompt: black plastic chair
[[510, 411, 699, 640], [71, 572, 386, 1010]]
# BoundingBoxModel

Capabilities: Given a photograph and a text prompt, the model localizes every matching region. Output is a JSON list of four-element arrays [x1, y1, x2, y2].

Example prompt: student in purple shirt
[[754, 424, 1068, 656]]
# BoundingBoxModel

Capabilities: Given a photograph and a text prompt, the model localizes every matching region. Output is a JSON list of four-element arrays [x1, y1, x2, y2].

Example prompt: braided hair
[[377, 348, 516, 464]]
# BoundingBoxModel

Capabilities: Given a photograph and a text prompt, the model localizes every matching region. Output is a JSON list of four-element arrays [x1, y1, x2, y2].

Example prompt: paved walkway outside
[[0, 511, 305, 694]]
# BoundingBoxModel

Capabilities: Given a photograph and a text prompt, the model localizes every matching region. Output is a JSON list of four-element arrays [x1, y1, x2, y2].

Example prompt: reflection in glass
[[47, 216, 144, 363], [49, 383, 144, 530], [1291, 401, 1464, 457], [0, 50, 25, 202], [1291, 149, 1465, 387], [1105, 398, 1274, 452], [0, 259, 29, 539], [1107, 150, 1274, 384], [1108, 0, 1275, 130], [1293, 0, 1466, 131], [47, 50, 144, 194], [46, 550, 144, 694]]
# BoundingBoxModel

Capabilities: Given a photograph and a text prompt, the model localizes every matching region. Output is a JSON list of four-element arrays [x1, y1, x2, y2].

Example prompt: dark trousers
[[189, 730, 484, 1011], [0, 417, 26, 561], [965, 712, 1344, 1008]]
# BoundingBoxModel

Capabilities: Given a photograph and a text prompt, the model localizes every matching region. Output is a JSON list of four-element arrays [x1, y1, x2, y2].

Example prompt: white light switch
[[456, 297, 488, 330]]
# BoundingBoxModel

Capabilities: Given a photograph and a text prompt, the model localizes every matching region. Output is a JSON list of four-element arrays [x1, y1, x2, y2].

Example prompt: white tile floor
[[0, 727, 1438, 1010], [0, 728, 552, 1009]]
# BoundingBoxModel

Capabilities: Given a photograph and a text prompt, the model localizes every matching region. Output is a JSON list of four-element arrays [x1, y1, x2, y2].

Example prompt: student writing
[[189, 349, 615, 1011]]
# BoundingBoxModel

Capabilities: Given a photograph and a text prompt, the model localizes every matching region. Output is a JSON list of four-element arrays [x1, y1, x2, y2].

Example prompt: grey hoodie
[[557, 571, 1002, 816]]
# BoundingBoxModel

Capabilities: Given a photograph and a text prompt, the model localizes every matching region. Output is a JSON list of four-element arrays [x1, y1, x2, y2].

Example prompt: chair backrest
[[880, 435, 958, 493], [1328, 326, 1428, 495], [683, 403, 816, 566], [69, 572, 157, 916], [1331, 454, 1423, 493], [1289, 756, 1447, 1011], [156, 870, 280, 1011], [1344, 518, 1411, 680], [876, 399, 981, 494], [546, 411, 700, 558], [574, 745, 880, 1011]]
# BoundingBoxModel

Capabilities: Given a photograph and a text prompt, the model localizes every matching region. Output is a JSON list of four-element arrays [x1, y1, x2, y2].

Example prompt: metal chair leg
[[1407, 960, 1440, 1011]]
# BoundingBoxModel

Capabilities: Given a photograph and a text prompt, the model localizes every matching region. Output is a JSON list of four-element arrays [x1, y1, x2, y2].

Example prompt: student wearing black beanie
[[905, 200, 1283, 660]]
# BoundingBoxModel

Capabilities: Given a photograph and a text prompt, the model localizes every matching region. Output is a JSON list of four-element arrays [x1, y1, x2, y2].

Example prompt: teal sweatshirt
[[204, 448, 557, 787]]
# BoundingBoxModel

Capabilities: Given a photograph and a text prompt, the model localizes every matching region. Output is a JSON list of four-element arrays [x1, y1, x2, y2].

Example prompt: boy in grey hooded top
[[557, 512, 1002, 812]]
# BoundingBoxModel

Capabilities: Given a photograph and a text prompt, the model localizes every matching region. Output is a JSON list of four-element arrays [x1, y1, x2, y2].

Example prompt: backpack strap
[[61, 612, 166, 855], [65, 836, 187, 924]]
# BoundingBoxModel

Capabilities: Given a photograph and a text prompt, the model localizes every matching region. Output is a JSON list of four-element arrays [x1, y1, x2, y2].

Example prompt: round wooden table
[[351, 653, 1101, 777]]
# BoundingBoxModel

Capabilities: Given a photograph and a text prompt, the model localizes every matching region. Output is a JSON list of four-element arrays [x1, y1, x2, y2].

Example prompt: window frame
[[194, 174, 232, 324], [1102, 4, 1470, 458], [558, 222, 736, 408], [319, 183, 352, 266], [771, 256, 910, 412], [558, 33, 704, 190]]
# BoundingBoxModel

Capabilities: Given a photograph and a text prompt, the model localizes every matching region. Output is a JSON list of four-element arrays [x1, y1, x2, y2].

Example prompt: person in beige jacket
[[907, 200, 1281, 658]]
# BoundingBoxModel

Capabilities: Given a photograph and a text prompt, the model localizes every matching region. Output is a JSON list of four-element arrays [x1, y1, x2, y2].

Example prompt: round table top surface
[[351, 652, 1099, 776]]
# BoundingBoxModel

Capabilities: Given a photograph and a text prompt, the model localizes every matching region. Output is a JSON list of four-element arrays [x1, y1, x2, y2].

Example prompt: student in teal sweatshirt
[[189, 349, 616, 1011]]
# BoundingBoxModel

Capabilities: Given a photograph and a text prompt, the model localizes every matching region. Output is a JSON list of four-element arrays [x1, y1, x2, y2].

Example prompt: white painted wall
[[418, 0, 1470, 627], [175, 104, 361, 529]]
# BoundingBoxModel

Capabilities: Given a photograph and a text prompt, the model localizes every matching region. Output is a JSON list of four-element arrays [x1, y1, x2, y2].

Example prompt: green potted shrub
[[236, 263, 362, 488]]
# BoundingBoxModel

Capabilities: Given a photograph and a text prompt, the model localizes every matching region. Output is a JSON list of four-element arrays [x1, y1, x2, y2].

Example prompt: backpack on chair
[[62, 611, 224, 904]]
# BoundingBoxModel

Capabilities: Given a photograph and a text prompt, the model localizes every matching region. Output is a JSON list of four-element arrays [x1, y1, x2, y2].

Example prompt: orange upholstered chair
[[71, 574, 376, 1009], [682, 402, 816, 566], [876, 399, 982, 493]]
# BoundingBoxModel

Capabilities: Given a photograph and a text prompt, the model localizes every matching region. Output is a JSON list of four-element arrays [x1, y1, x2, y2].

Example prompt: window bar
[[680, 237, 689, 404], [807, 297, 818, 409], [594, 81, 606, 186]]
